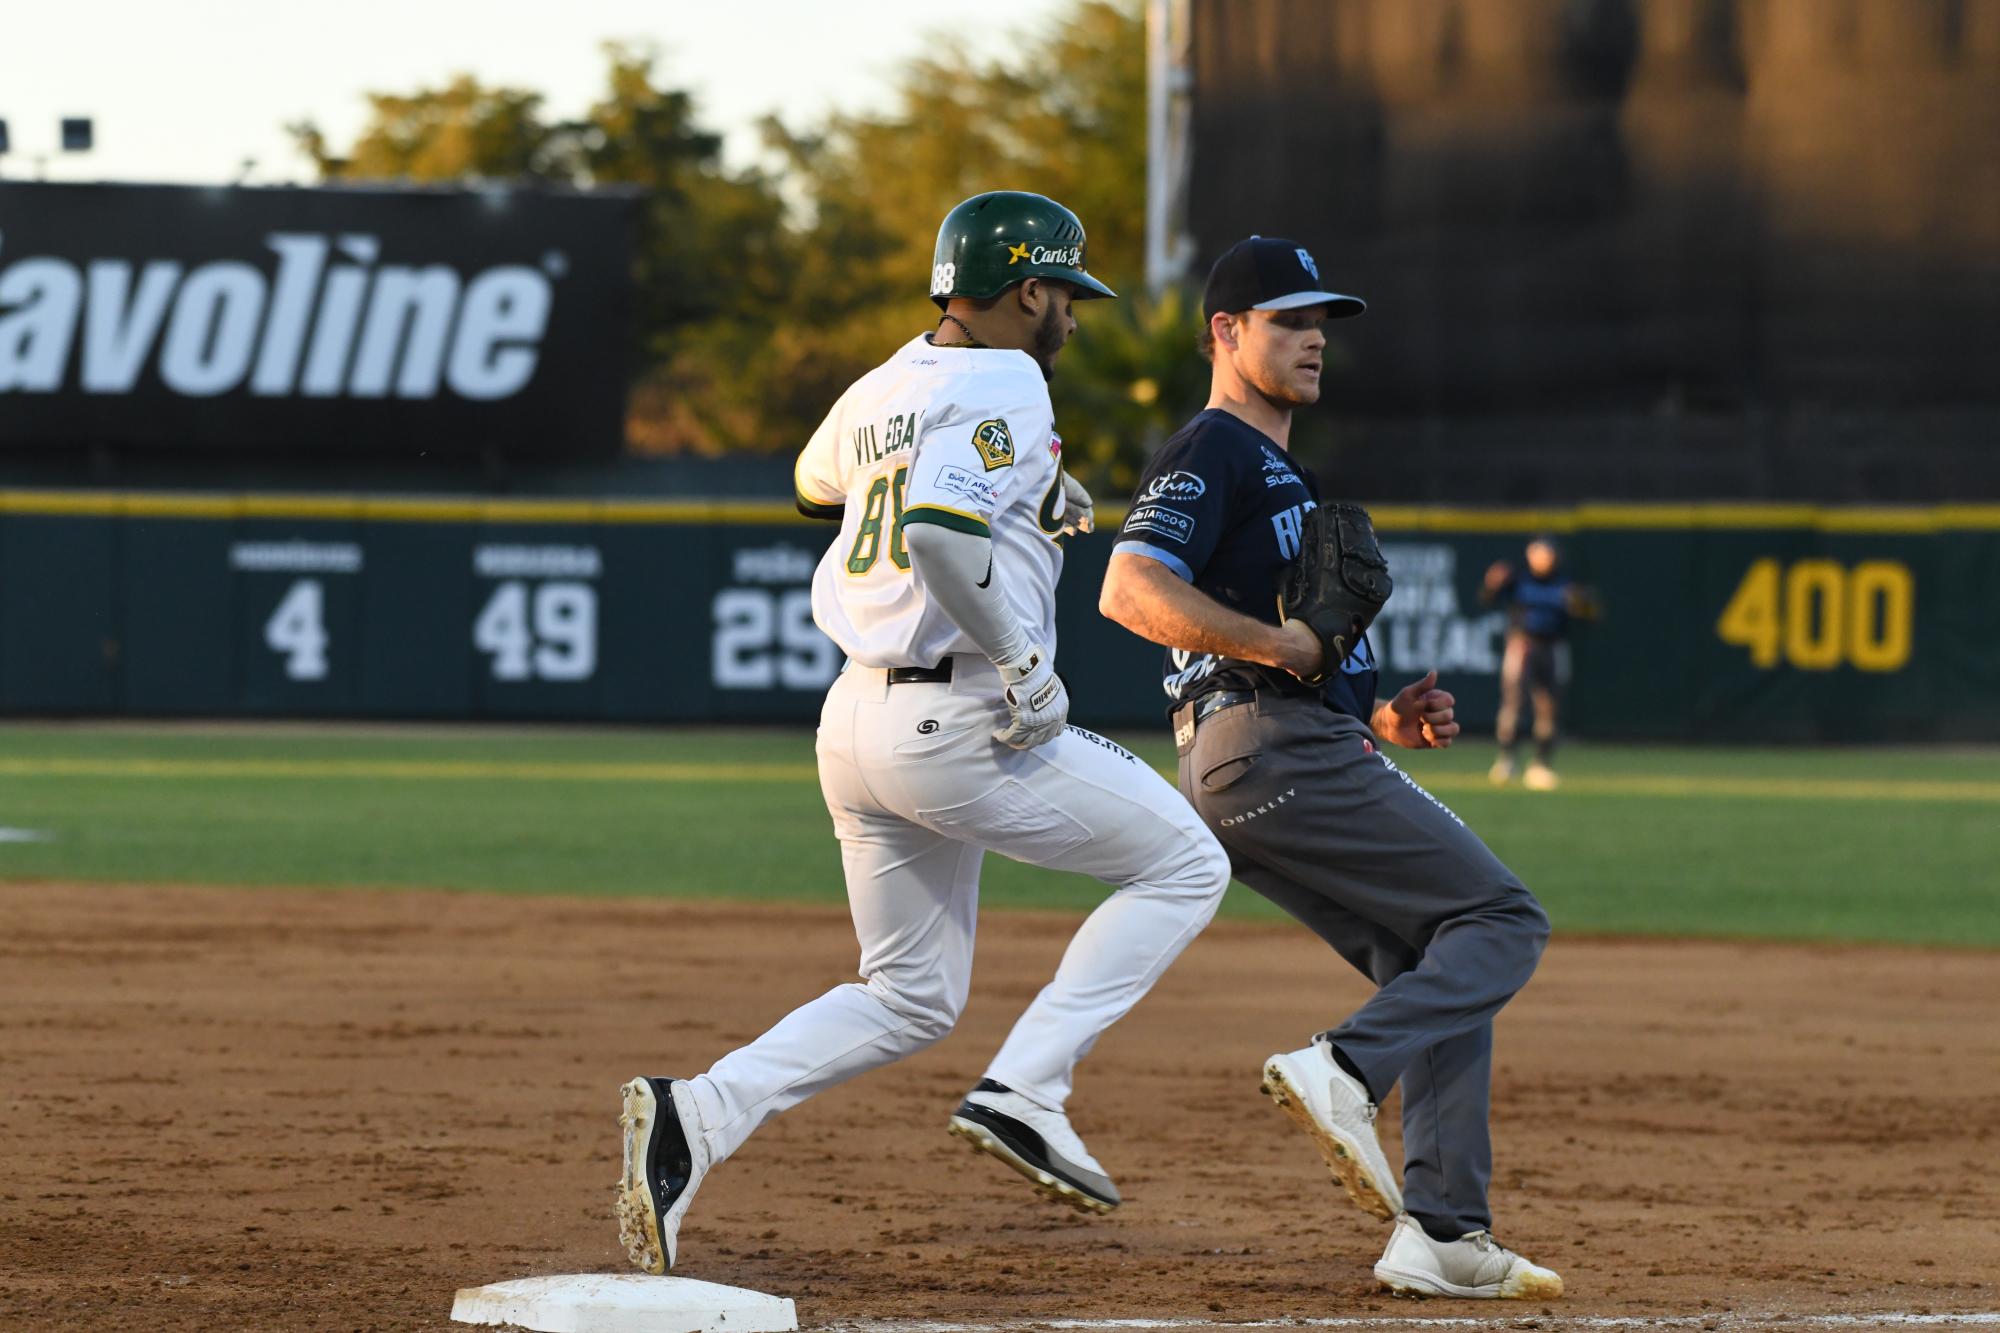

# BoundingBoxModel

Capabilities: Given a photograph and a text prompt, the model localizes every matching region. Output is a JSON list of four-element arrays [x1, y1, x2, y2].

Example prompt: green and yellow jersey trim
[[900, 504, 991, 538], [794, 492, 845, 522], [791, 449, 845, 522]]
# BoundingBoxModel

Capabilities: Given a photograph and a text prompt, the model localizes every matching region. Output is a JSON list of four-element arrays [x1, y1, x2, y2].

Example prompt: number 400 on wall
[[1716, 558, 1913, 673]]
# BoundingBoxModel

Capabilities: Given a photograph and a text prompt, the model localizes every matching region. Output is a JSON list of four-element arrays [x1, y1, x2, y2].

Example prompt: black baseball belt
[[1171, 689, 1256, 744], [886, 660, 954, 685], [1190, 690, 1255, 724]]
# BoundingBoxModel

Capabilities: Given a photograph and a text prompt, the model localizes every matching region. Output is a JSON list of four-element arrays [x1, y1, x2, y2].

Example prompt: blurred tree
[[757, 0, 1203, 481], [287, 1, 1201, 471], [290, 47, 795, 454], [1054, 285, 1213, 495], [551, 46, 795, 452], [288, 76, 559, 182]]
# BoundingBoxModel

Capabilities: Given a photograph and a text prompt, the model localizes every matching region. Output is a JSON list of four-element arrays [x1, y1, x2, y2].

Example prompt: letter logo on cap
[[1296, 248, 1319, 281]]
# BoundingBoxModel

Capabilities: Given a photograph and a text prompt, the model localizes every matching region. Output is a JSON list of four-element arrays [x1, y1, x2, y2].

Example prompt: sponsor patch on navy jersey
[[1123, 503, 1195, 545], [971, 418, 1015, 471], [1142, 470, 1207, 502], [929, 463, 1001, 508]]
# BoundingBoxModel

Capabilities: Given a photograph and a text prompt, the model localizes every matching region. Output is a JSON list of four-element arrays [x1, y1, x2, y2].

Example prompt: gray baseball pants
[[1173, 692, 1549, 1236]]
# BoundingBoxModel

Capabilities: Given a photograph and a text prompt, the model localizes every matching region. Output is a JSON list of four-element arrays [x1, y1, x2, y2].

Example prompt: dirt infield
[[2, 883, 1996, 1331]]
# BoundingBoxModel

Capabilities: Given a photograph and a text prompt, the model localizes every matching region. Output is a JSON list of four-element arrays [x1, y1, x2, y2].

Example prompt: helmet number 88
[[930, 262, 956, 296]]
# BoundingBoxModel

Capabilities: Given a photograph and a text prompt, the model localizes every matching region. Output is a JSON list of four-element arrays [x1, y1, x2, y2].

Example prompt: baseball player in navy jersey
[[1099, 237, 1563, 1300], [615, 192, 1230, 1276], [1483, 537, 1601, 790]]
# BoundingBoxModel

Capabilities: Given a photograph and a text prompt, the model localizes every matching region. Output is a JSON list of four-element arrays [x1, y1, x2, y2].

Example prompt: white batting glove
[[993, 644, 1070, 749], [1059, 469, 1094, 537]]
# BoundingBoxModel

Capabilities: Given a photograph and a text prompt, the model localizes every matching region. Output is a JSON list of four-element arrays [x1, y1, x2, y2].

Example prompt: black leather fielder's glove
[[1277, 502, 1393, 685]]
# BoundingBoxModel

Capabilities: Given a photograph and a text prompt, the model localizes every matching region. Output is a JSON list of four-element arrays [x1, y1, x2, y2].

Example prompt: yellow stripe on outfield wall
[[2, 490, 1999, 532]]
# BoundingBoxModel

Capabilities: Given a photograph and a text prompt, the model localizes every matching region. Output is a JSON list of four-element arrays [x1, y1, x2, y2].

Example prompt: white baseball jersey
[[794, 335, 1069, 669]]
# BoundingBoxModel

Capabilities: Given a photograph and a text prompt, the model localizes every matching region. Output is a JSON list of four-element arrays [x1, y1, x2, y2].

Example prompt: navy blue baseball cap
[[1202, 236, 1366, 321]]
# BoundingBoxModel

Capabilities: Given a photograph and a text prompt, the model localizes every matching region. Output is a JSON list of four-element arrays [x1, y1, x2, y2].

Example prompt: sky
[[0, 0, 1079, 185]]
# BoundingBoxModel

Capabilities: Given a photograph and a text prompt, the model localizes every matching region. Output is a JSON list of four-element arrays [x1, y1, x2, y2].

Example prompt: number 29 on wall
[[1716, 558, 1913, 673]]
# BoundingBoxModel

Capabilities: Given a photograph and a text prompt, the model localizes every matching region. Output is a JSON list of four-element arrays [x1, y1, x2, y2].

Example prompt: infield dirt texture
[[1, 729, 1997, 1330]]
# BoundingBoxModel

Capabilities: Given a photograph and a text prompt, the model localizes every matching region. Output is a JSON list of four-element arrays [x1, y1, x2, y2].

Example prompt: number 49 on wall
[[474, 581, 598, 682], [1715, 558, 1913, 673]]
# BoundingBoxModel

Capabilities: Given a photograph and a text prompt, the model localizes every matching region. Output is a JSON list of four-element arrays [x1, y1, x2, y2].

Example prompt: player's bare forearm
[[1100, 552, 1318, 677]]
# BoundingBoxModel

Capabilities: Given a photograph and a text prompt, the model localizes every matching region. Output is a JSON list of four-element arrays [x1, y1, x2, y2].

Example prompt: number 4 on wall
[[265, 579, 330, 681], [1715, 558, 1913, 673]]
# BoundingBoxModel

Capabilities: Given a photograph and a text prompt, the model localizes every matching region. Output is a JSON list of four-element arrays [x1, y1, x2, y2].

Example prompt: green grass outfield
[[1, 723, 1995, 947]]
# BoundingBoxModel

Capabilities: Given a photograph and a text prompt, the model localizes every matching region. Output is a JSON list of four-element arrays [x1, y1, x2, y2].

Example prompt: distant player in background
[[614, 191, 1230, 1276], [1481, 537, 1599, 790]]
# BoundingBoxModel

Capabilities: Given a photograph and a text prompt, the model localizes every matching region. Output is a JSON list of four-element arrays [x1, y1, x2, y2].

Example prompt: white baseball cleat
[[1260, 1036, 1402, 1221], [1487, 756, 1516, 785], [616, 1076, 710, 1274], [949, 1079, 1121, 1214], [1522, 762, 1560, 791], [1374, 1213, 1564, 1300]]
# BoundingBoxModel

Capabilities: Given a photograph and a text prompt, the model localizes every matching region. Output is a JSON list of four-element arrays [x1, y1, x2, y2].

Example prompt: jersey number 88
[[846, 465, 911, 575]]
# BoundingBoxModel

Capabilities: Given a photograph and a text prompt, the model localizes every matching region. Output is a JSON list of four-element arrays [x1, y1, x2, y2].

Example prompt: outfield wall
[[1, 493, 1993, 741]]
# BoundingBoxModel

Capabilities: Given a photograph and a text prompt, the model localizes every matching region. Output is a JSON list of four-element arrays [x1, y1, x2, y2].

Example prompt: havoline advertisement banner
[[0, 182, 636, 457]]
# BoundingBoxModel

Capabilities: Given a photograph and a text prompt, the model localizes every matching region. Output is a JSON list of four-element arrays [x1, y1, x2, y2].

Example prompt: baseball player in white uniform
[[617, 191, 1231, 1275]]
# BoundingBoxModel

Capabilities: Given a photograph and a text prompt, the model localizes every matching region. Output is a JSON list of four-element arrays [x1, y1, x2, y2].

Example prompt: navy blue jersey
[[1491, 570, 1577, 638], [1113, 409, 1378, 720]]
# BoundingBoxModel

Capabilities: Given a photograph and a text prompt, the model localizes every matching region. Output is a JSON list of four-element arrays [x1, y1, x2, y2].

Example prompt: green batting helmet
[[929, 190, 1117, 309]]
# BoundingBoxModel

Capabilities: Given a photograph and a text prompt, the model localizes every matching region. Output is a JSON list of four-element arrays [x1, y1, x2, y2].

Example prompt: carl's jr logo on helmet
[[971, 418, 1015, 471], [1028, 245, 1083, 267], [0, 230, 559, 401]]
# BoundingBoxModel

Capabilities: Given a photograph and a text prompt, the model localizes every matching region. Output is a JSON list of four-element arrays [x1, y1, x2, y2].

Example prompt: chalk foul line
[[818, 1313, 2000, 1333]]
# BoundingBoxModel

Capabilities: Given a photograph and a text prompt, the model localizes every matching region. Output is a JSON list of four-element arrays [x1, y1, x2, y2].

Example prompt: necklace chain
[[933, 314, 987, 349]]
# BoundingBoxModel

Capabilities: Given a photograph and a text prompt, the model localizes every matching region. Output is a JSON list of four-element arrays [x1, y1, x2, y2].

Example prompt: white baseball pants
[[682, 656, 1230, 1166]]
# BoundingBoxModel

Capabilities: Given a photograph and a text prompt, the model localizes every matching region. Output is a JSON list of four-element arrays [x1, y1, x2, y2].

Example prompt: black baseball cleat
[[948, 1078, 1121, 1214], [616, 1076, 710, 1274]]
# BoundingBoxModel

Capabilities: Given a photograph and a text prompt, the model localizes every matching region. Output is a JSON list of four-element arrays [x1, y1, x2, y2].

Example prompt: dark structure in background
[[1187, 0, 2000, 501], [0, 182, 637, 465]]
